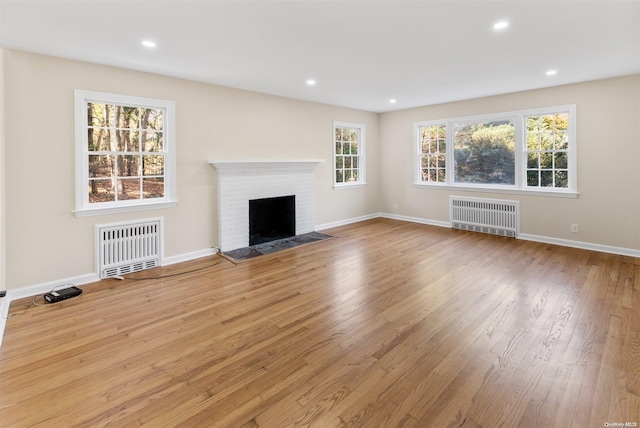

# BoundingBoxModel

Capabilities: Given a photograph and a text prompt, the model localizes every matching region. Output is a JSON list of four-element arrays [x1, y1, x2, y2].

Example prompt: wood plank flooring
[[1, 218, 639, 427]]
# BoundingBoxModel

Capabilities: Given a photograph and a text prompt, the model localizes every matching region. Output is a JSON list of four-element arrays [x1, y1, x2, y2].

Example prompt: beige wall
[[3, 50, 379, 290], [3, 48, 640, 292], [379, 75, 640, 249]]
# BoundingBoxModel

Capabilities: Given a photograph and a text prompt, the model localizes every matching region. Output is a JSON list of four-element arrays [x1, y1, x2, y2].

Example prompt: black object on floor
[[44, 286, 82, 303]]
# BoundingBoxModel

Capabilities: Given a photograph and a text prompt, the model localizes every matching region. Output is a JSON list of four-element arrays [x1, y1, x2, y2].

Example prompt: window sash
[[333, 121, 366, 187], [524, 112, 570, 189]]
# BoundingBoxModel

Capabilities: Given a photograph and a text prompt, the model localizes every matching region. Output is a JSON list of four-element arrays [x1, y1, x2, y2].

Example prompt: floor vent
[[450, 196, 518, 238], [95, 218, 163, 279]]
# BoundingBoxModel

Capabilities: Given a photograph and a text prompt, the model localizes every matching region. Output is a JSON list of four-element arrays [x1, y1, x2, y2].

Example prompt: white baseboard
[[7, 273, 101, 302], [163, 248, 219, 266], [315, 213, 380, 231], [316, 212, 451, 230], [379, 212, 451, 229], [518, 233, 640, 258]]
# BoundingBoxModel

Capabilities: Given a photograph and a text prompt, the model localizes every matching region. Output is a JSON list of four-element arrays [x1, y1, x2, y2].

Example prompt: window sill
[[74, 200, 178, 217], [333, 183, 367, 190], [413, 183, 578, 198]]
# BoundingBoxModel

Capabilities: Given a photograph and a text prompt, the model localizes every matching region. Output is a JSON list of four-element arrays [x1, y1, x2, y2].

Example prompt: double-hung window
[[333, 121, 366, 188], [415, 105, 576, 195], [74, 90, 177, 216], [525, 112, 570, 188]]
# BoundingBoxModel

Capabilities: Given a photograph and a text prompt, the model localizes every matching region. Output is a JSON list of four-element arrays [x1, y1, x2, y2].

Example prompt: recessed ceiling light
[[142, 40, 156, 48], [389, 99, 397, 104], [493, 21, 509, 31], [546, 69, 558, 76], [306, 79, 316, 86]]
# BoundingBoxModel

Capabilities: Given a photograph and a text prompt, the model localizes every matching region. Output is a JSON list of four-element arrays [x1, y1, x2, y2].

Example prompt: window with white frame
[[525, 112, 570, 188], [419, 124, 447, 183], [333, 121, 366, 187], [415, 105, 576, 195], [74, 90, 176, 216]]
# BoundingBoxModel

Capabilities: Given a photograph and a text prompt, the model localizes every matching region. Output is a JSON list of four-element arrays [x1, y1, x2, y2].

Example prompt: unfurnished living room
[[0, 1, 639, 427]]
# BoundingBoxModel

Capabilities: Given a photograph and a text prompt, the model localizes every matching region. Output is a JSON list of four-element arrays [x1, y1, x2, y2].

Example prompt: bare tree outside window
[[87, 103, 165, 203]]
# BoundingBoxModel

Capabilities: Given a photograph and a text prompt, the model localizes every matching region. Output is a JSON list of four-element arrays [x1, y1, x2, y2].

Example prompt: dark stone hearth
[[223, 232, 332, 262]]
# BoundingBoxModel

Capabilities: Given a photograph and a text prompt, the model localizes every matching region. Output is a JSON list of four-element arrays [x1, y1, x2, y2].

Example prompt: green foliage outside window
[[454, 120, 515, 185], [526, 113, 569, 188]]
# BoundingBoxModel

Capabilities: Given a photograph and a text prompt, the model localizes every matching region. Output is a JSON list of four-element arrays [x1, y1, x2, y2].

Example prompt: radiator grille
[[95, 219, 162, 279], [450, 196, 519, 238]]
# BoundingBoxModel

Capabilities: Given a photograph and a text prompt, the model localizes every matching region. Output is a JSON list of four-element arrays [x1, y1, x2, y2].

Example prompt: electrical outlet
[[392, 203, 399, 211], [570, 224, 579, 233]]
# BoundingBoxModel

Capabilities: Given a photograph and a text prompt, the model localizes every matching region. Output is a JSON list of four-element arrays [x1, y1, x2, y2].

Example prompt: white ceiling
[[1, 0, 639, 113]]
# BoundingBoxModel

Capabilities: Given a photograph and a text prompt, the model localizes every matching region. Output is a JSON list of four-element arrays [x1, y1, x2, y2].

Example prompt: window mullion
[[446, 121, 454, 186], [514, 115, 524, 189], [136, 114, 141, 200], [413, 126, 422, 183]]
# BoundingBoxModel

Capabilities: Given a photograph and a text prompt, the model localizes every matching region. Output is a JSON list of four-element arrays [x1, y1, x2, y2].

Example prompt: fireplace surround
[[208, 160, 323, 251]]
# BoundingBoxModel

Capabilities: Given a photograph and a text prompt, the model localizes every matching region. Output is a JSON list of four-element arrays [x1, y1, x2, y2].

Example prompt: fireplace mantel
[[209, 159, 324, 165], [209, 159, 324, 251], [208, 159, 324, 174]]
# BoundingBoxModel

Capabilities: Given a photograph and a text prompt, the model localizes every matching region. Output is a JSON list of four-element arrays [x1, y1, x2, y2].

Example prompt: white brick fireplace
[[208, 160, 324, 252]]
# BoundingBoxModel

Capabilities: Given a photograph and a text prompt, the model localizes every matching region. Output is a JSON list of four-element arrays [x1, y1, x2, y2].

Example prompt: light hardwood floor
[[1, 218, 639, 427]]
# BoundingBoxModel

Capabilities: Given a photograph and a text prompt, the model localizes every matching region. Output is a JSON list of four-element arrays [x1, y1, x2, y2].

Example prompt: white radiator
[[449, 196, 519, 238], [95, 218, 163, 279]]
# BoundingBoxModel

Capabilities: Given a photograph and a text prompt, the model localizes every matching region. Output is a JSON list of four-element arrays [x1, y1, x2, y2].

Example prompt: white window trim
[[73, 90, 177, 217], [414, 105, 577, 196], [333, 121, 366, 189]]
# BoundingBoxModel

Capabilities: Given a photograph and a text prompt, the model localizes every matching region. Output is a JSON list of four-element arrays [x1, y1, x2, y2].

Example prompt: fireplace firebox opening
[[249, 195, 296, 245]]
